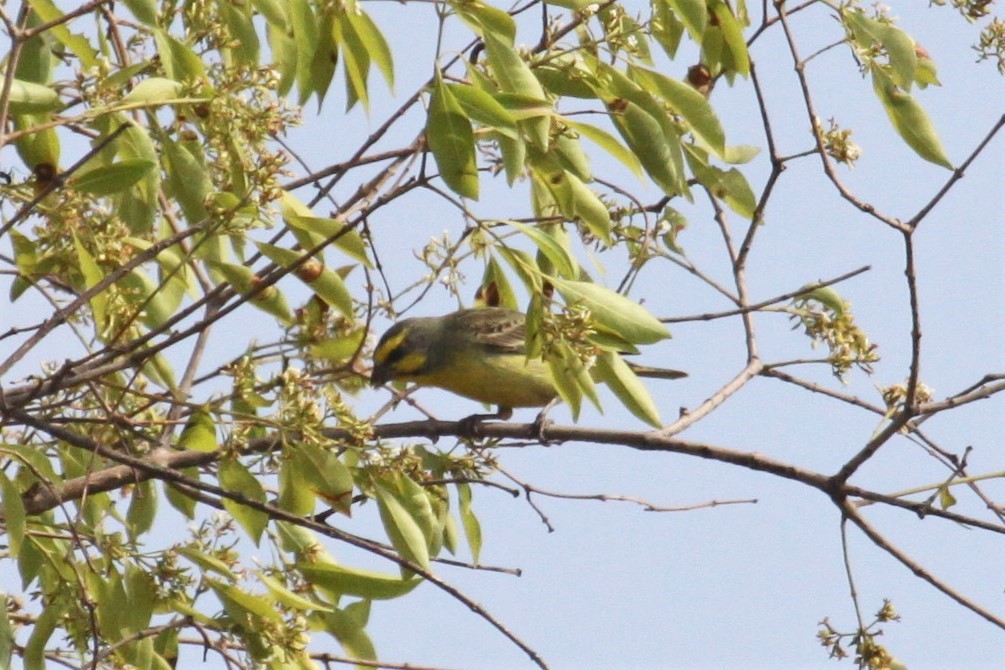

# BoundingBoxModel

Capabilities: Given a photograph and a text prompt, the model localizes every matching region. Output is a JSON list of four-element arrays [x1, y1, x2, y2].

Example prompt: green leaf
[[25, 0, 98, 68], [23, 600, 58, 670], [938, 485, 957, 510], [684, 146, 753, 218], [629, 66, 725, 157], [73, 235, 107, 329], [126, 479, 158, 539], [798, 286, 845, 316], [454, 0, 517, 44], [221, 1, 260, 66], [546, 343, 599, 420], [709, 0, 749, 76], [871, 69, 952, 169], [251, 0, 288, 28], [292, 444, 355, 514], [0, 592, 13, 670], [0, 472, 26, 556], [72, 159, 156, 195], [278, 453, 317, 516], [552, 132, 592, 182], [162, 136, 211, 224], [219, 458, 268, 546], [121, 0, 158, 25], [164, 467, 199, 519], [178, 406, 218, 452], [298, 562, 421, 600], [566, 120, 643, 178], [382, 473, 437, 552], [258, 572, 334, 612], [479, 255, 519, 310], [6, 79, 61, 113], [14, 114, 60, 171], [282, 206, 371, 266], [843, 10, 917, 90], [152, 29, 205, 81], [176, 545, 237, 580], [124, 564, 157, 633], [205, 261, 294, 326], [483, 31, 550, 148], [456, 483, 482, 564], [566, 173, 613, 245], [307, 8, 337, 106], [309, 328, 367, 363], [255, 242, 354, 316], [610, 101, 683, 196], [665, 0, 707, 42], [348, 8, 394, 91], [427, 77, 479, 199], [507, 220, 578, 279], [120, 77, 184, 105], [723, 144, 760, 164], [447, 83, 518, 138], [375, 482, 430, 572], [314, 607, 377, 662], [209, 578, 284, 622], [594, 351, 662, 427], [551, 278, 671, 344], [336, 9, 372, 111]]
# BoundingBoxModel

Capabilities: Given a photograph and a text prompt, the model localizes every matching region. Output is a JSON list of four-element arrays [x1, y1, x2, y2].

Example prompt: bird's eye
[[382, 342, 406, 365]]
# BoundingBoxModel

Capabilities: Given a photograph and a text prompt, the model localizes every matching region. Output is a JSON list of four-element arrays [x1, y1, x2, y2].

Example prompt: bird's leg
[[531, 398, 560, 444], [458, 406, 513, 438]]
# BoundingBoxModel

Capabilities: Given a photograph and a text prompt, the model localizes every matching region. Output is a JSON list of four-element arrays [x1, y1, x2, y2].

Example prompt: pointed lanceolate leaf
[[665, 0, 707, 42], [375, 482, 430, 572], [594, 351, 662, 427], [72, 159, 156, 195], [871, 70, 952, 169], [120, 77, 184, 105], [629, 66, 725, 157], [427, 77, 479, 199], [219, 458, 268, 546], [6, 79, 61, 113], [447, 83, 518, 138], [456, 483, 482, 564], [566, 120, 644, 178], [298, 562, 420, 600], [552, 278, 671, 345]]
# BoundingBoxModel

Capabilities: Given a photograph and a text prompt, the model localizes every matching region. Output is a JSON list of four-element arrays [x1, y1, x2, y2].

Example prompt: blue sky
[[1, 1, 1002, 668]]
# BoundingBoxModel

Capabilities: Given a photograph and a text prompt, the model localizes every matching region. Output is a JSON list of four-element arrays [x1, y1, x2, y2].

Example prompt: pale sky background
[[1, 1, 1003, 669]]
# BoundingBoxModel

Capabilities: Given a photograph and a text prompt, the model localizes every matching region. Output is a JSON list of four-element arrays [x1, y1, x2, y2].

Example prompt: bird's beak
[[370, 364, 389, 387]]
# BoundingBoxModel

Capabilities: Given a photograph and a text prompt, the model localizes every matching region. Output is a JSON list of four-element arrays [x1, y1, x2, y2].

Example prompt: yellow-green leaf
[[258, 572, 334, 612], [629, 66, 725, 157], [447, 83, 518, 138], [0, 472, 26, 556], [566, 120, 644, 178], [427, 77, 478, 199], [6, 79, 61, 113], [552, 278, 671, 345], [665, 0, 707, 42], [72, 235, 106, 329], [375, 482, 430, 572], [298, 562, 421, 600], [72, 159, 156, 195], [456, 483, 481, 564], [178, 406, 218, 452], [594, 351, 662, 427], [219, 458, 268, 546], [871, 70, 952, 169], [120, 77, 184, 105]]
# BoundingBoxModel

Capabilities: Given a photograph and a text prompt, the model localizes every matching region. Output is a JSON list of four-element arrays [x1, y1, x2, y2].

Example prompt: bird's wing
[[454, 308, 528, 354]]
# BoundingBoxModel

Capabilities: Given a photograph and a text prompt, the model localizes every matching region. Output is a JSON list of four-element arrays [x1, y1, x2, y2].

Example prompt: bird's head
[[370, 317, 441, 386]]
